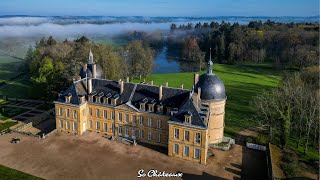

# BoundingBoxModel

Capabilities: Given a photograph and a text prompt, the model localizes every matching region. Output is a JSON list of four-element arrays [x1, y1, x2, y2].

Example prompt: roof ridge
[[129, 83, 137, 102]]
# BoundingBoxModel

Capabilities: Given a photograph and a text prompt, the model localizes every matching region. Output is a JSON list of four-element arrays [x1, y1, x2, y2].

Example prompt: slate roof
[[169, 98, 207, 128], [56, 78, 208, 128]]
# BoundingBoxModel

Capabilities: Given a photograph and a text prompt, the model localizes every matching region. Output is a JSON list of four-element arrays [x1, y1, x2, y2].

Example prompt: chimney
[[165, 82, 168, 87], [194, 74, 199, 86], [197, 87, 201, 107], [126, 77, 130, 83], [181, 84, 184, 89], [87, 78, 92, 94], [159, 85, 163, 101], [150, 80, 154, 85], [92, 64, 97, 79], [119, 80, 124, 94]]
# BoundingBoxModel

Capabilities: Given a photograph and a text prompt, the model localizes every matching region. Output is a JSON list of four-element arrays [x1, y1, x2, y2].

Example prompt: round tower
[[194, 50, 226, 144]]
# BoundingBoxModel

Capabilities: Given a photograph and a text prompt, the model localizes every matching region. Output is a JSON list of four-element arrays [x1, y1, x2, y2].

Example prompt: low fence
[[44, 129, 58, 138]]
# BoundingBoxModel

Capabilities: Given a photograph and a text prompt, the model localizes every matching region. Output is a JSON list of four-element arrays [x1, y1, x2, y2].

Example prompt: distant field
[[132, 63, 281, 136], [0, 164, 43, 180]]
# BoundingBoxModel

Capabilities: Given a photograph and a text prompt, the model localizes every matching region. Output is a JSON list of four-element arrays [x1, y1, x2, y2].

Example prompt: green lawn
[[132, 63, 281, 136], [0, 122, 17, 131], [0, 164, 43, 180], [0, 76, 33, 99]]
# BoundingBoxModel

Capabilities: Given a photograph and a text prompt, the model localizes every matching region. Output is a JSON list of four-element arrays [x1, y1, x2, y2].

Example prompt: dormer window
[[157, 102, 164, 113], [170, 108, 178, 117], [148, 99, 156, 112], [104, 93, 112, 104], [111, 94, 120, 105], [139, 98, 148, 111], [78, 95, 85, 104], [89, 91, 97, 102], [65, 93, 72, 103], [184, 111, 192, 124], [96, 92, 104, 104]]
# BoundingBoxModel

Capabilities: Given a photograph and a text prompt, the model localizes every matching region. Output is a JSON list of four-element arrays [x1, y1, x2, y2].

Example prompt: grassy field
[[0, 164, 43, 180], [0, 122, 17, 131], [132, 63, 281, 137], [0, 76, 33, 99]]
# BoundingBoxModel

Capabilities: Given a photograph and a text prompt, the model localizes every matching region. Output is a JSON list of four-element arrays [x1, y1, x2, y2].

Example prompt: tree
[[30, 57, 56, 100], [126, 40, 154, 77]]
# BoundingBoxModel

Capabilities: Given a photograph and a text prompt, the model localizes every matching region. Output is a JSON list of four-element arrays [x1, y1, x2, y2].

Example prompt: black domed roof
[[79, 63, 104, 79], [195, 73, 225, 101]]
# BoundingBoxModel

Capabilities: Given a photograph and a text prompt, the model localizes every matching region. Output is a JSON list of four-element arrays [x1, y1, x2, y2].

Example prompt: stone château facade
[[54, 50, 226, 164]]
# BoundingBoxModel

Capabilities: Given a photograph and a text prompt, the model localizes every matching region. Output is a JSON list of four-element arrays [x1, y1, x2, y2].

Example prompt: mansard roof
[[56, 78, 207, 128]]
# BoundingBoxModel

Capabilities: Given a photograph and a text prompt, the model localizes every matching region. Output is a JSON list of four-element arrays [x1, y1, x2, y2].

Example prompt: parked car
[[10, 138, 21, 144]]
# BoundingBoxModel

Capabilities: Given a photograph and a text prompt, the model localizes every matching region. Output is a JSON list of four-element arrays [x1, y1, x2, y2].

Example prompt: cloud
[[0, 17, 49, 25]]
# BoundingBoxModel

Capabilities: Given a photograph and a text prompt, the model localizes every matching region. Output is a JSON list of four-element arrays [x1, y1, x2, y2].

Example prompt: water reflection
[[152, 46, 199, 74]]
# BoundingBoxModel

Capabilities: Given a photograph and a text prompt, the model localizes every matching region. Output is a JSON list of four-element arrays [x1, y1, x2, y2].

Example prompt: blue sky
[[1, 0, 319, 17]]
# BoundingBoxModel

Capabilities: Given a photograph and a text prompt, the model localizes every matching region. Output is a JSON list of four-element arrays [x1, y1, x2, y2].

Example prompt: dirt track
[[0, 132, 267, 180]]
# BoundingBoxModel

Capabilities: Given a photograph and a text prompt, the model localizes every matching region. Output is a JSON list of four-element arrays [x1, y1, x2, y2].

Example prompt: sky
[[0, 0, 319, 17]]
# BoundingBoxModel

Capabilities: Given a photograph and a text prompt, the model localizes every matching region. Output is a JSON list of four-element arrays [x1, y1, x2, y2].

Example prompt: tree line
[[26, 36, 153, 100], [167, 20, 319, 70]]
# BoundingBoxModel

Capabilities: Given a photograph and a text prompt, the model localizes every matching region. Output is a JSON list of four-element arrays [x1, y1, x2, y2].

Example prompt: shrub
[[281, 148, 300, 177]]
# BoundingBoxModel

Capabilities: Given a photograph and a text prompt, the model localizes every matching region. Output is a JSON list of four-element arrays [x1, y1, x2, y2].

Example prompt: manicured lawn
[[0, 122, 17, 131], [0, 107, 29, 121], [0, 77, 33, 99], [132, 63, 281, 136], [0, 164, 43, 180]]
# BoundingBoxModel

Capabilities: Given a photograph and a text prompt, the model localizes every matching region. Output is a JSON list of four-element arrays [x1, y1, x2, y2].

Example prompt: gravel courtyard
[[0, 132, 267, 180]]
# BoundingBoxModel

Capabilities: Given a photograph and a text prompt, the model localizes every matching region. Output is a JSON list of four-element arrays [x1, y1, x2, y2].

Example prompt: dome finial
[[207, 48, 213, 74], [88, 48, 94, 64]]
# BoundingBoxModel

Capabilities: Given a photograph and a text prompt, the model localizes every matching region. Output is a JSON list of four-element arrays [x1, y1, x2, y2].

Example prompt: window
[[125, 127, 129, 137], [139, 116, 144, 125], [147, 118, 152, 127], [103, 110, 107, 118], [89, 120, 92, 128], [58, 108, 62, 115], [89, 107, 92, 116], [103, 123, 107, 132], [125, 114, 129, 123], [195, 133, 201, 143], [96, 121, 100, 130], [194, 148, 200, 159], [174, 144, 179, 154], [112, 123, 115, 133], [184, 146, 189, 156], [82, 109, 86, 116], [73, 110, 77, 119], [148, 131, 152, 141], [66, 121, 70, 130], [157, 133, 161, 143], [132, 115, 136, 124], [184, 130, 190, 141], [157, 119, 161, 129], [118, 112, 122, 121], [111, 111, 115, 120], [96, 109, 100, 117], [174, 128, 179, 139], [132, 129, 136, 139], [59, 120, 63, 128], [118, 126, 122, 136], [66, 109, 70, 117], [73, 122, 77, 132], [139, 129, 144, 139]]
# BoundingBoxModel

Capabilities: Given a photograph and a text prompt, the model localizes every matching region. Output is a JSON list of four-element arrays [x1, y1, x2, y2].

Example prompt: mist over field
[[0, 15, 318, 39]]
